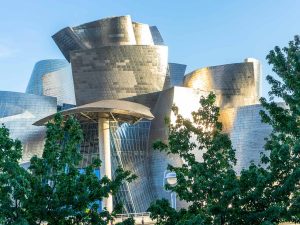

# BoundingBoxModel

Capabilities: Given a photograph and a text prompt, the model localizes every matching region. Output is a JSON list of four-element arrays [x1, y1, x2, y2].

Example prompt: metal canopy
[[33, 99, 154, 126]]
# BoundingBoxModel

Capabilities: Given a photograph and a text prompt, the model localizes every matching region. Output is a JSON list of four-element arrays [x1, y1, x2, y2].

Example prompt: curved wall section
[[110, 121, 154, 213], [169, 63, 187, 86], [150, 26, 165, 45], [71, 45, 168, 106], [26, 59, 76, 106], [43, 65, 76, 105], [219, 104, 272, 174], [184, 59, 261, 108], [0, 91, 57, 162], [26, 59, 69, 95], [72, 15, 136, 48], [149, 87, 207, 208], [53, 16, 165, 62], [52, 27, 87, 61], [132, 22, 154, 45]]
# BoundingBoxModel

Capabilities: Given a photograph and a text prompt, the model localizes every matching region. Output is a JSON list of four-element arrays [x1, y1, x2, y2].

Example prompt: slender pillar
[[98, 117, 113, 212]]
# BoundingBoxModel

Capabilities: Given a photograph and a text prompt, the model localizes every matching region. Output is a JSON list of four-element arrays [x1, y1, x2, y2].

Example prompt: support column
[[98, 117, 113, 212]]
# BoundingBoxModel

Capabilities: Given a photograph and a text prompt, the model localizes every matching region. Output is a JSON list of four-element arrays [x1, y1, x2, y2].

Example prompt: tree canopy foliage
[[0, 114, 135, 225], [149, 36, 300, 225]]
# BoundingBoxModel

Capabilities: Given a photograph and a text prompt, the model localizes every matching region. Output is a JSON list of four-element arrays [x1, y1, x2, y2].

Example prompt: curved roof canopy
[[34, 99, 154, 126]]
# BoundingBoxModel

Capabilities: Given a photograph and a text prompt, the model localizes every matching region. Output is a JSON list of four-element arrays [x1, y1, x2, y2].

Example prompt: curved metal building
[[70, 45, 168, 106], [183, 58, 261, 108], [0, 15, 272, 216], [42, 65, 76, 105], [149, 26, 165, 45], [148, 87, 272, 208], [0, 91, 57, 162], [219, 104, 272, 174], [168, 63, 187, 86], [26, 59, 68, 95], [26, 59, 76, 105], [34, 99, 154, 213], [110, 121, 154, 213], [53, 16, 168, 106]]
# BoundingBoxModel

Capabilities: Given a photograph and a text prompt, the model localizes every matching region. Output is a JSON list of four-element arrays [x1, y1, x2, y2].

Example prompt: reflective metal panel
[[110, 121, 154, 213], [26, 59, 75, 106], [219, 105, 272, 174], [183, 59, 261, 108], [168, 63, 187, 86], [71, 45, 168, 106], [42, 65, 76, 105], [0, 91, 57, 162], [150, 26, 165, 45], [26, 59, 69, 95]]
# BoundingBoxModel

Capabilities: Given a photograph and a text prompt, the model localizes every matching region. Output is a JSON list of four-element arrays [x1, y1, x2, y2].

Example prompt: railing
[[114, 212, 155, 225]]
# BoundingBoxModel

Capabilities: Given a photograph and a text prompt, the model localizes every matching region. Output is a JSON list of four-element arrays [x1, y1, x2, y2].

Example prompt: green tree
[[149, 36, 300, 225], [0, 125, 31, 225], [0, 114, 135, 225], [230, 35, 300, 225], [258, 35, 300, 224], [148, 93, 239, 225]]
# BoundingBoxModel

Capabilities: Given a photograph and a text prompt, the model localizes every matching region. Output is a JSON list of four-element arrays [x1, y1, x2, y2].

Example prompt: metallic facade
[[71, 46, 168, 106], [26, 59, 68, 95], [53, 16, 166, 62], [148, 87, 272, 208], [42, 65, 76, 105], [183, 58, 261, 108], [0, 91, 57, 163], [110, 121, 154, 213], [53, 16, 169, 106], [1, 15, 273, 215], [149, 87, 207, 208], [26, 59, 76, 106], [168, 63, 187, 86], [220, 104, 272, 174], [33, 99, 155, 213], [149, 26, 165, 45]]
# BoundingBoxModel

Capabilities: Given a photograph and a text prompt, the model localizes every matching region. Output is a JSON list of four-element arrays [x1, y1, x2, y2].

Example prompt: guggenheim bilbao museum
[[0, 15, 272, 213]]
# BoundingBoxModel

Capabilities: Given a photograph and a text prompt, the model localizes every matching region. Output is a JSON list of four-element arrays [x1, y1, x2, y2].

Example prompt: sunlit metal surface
[[219, 104, 273, 174], [183, 58, 261, 108], [53, 16, 168, 107], [42, 65, 76, 105], [168, 63, 187, 86], [26, 59, 76, 106], [1, 15, 274, 214], [0, 91, 57, 162], [33, 99, 154, 126], [110, 121, 154, 213]]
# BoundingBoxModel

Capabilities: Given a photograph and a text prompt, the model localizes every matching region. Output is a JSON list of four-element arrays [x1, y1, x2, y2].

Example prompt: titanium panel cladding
[[42, 65, 76, 105], [53, 16, 138, 61], [26, 59, 75, 106], [149, 26, 165, 45], [169, 63, 187, 86], [149, 87, 208, 208], [110, 121, 154, 213], [0, 91, 57, 162], [184, 59, 261, 108], [71, 45, 168, 106], [53, 16, 169, 106], [132, 22, 154, 45], [26, 59, 69, 95], [219, 105, 272, 174], [53, 16, 165, 62]]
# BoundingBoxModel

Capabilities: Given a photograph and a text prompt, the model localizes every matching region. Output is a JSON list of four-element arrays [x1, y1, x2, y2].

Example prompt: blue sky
[[0, 0, 299, 97]]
